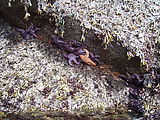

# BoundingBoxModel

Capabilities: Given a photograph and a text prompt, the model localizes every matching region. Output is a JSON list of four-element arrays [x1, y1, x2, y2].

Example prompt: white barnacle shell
[[127, 51, 135, 60], [24, 12, 30, 20]]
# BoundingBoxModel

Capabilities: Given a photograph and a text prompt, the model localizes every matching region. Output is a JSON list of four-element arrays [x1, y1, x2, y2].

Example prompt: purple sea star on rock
[[69, 40, 86, 48], [51, 35, 79, 52], [51, 35, 68, 48], [17, 23, 40, 39], [51, 35, 100, 66], [119, 73, 144, 87], [63, 53, 80, 66]]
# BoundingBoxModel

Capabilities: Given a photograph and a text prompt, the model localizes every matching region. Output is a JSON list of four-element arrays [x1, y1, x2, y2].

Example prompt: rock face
[[0, 0, 145, 74], [52, 0, 160, 70], [0, 0, 160, 120], [0, 19, 130, 120], [62, 17, 143, 73]]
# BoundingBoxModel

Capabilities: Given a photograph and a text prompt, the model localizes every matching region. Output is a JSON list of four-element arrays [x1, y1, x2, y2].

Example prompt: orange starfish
[[79, 48, 96, 66]]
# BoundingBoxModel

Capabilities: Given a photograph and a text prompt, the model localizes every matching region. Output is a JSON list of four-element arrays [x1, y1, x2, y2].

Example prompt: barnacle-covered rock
[[0, 0, 160, 119], [50, 0, 160, 69], [0, 20, 131, 120]]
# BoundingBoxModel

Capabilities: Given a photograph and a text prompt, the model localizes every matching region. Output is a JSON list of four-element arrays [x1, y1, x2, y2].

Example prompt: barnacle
[[102, 31, 113, 49], [8, 0, 12, 7], [24, 5, 30, 20], [24, 12, 31, 20], [80, 23, 86, 42], [8, 0, 17, 7], [53, 14, 65, 37], [127, 51, 135, 60]]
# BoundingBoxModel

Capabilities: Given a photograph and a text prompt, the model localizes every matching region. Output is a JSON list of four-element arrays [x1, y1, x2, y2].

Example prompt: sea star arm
[[17, 23, 39, 39], [74, 48, 86, 55], [69, 40, 86, 48], [79, 49, 96, 66], [63, 53, 68, 59], [17, 28, 27, 39], [68, 59, 75, 66], [27, 23, 34, 32], [51, 35, 69, 49], [72, 57, 80, 65], [34, 27, 40, 32], [28, 24, 39, 38], [63, 53, 80, 66], [29, 30, 38, 38], [83, 49, 89, 58], [89, 52, 100, 64]]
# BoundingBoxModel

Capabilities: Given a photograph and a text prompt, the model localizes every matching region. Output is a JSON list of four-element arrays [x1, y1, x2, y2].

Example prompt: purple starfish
[[63, 53, 80, 66], [69, 40, 86, 48], [51, 35, 100, 66], [51, 35, 84, 53], [73, 48, 86, 55], [17, 23, 40, 39], [69, 40, 100, 63], [51, 35, 68, 48], [119, 73, 144, 87]]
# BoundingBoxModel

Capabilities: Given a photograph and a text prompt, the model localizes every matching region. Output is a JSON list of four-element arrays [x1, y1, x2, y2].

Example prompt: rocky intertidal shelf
[[0, 16, 160, 119], [0, 1, 160, 119], [0, 20, 131, 120]]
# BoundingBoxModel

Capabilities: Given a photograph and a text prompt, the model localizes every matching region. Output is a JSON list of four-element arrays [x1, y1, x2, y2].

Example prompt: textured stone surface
[[0, 0, 160, 119], [0, 19, 131, 119], [52, 0, 160, 69], [0, 0, 147, 74]]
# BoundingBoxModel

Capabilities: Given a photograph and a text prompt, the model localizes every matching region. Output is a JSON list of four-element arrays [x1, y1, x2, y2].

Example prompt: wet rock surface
[[0, 0, 160, 119], [0, 0, 145, 74], [0, 18, 160, 120], [0, 19, 131, 120], [63, 17, 144, 74]]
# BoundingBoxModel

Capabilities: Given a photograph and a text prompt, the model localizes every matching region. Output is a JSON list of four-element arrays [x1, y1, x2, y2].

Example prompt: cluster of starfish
[[17, 23, 40, 39], [17, 24, 100, 66], [119, 70, 160, 115], [51, 35, 100, 66]]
